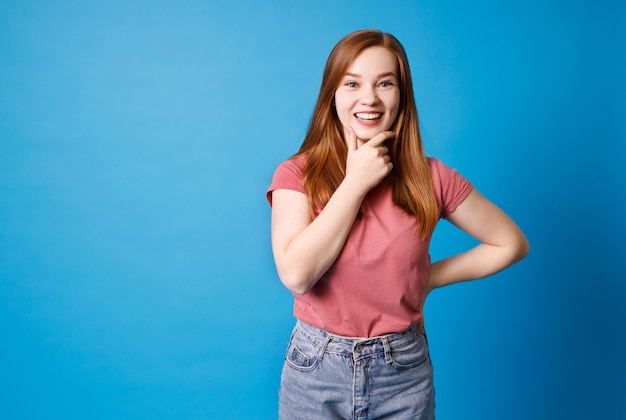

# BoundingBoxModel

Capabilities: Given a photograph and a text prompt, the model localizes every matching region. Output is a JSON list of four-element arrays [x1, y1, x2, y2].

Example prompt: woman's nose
[[359, 86, 379, 105]]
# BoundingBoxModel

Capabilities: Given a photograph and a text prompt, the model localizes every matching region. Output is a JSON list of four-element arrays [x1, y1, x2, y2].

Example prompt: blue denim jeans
[[279, 320, 435, 419]]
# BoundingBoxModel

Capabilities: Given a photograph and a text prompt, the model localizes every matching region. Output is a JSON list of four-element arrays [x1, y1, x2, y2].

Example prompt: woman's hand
[[343, 126, 394, 196]]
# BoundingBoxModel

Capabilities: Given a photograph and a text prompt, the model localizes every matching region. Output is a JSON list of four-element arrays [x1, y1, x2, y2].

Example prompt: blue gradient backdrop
[[1, 0, 624, 419]]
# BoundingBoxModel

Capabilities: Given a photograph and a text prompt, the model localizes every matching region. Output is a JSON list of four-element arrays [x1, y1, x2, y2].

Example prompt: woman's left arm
[[427, 188, 530, 294]]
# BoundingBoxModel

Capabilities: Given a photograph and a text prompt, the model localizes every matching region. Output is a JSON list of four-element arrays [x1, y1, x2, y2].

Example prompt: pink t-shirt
[[267, 156, 473, 337]]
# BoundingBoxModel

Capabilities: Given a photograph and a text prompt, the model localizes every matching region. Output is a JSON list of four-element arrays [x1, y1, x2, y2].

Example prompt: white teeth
[[355, 112, 382, 120]]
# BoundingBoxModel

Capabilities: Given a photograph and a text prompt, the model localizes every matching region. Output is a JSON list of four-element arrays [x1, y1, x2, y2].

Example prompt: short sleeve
[[429, 158, 473, 219], [266, 155, 307, 206]]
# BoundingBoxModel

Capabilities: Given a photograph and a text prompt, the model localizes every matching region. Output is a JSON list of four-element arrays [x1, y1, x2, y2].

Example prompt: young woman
[[267, 29, 529, 419]]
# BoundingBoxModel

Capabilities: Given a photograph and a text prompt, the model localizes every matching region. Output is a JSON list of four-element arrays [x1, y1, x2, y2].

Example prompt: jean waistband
[[295, 320, 423, 358]]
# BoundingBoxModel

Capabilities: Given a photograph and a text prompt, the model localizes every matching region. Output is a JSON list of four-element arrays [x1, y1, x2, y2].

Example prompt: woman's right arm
[[270, 129, 393, 295]]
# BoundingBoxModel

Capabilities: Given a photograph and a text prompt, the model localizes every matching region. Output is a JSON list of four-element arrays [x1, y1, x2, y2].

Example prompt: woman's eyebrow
[[343, 72, 397, 79]]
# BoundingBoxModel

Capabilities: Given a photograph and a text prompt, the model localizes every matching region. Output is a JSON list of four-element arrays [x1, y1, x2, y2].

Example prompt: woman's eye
[[379, 81, 393, 88], [345, 81, 358, 88]]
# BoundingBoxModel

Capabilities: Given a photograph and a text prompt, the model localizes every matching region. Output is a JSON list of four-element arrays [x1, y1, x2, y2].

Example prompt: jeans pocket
[[388, 331, 430, 370], [284, 329, 320, 372]]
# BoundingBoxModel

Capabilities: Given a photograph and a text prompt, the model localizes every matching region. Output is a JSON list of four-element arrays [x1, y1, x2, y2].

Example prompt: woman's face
[[334, 46, 400, 143]]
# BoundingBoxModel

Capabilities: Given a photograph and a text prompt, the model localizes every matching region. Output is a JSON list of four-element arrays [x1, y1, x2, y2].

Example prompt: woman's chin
[[354, 130, 379, 142], [353, 124, 393, 141]]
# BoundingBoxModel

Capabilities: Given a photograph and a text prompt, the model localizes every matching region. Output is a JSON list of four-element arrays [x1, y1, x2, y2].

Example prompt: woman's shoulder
[[267, 154, 308, 205], [426, 157, 463, 178], [271, 154, 307, 180], [426, 157, 447, 178], [426, 156, 473, 217], [276, 154, 307, 172]]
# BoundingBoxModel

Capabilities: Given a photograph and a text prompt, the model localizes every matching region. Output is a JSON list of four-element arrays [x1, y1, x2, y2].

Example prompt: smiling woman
[[0, 0, 622, 417], [334, 46, 400, 142], [267, 29, 529, 419]]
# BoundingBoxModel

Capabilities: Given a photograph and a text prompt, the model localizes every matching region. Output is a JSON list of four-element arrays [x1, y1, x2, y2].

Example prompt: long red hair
[[295, 29, 438, 239]]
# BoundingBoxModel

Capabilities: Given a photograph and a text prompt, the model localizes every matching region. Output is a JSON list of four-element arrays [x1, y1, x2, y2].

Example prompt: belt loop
[[382, 336, 393, 364], [317, 333, 333, 360]]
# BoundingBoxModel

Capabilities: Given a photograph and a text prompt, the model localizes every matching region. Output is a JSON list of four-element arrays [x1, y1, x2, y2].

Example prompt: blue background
[[1, 0, 624, 418]]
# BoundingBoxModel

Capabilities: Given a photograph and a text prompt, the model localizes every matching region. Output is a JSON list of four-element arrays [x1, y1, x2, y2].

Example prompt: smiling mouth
[[355, 112, 382, 122]]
